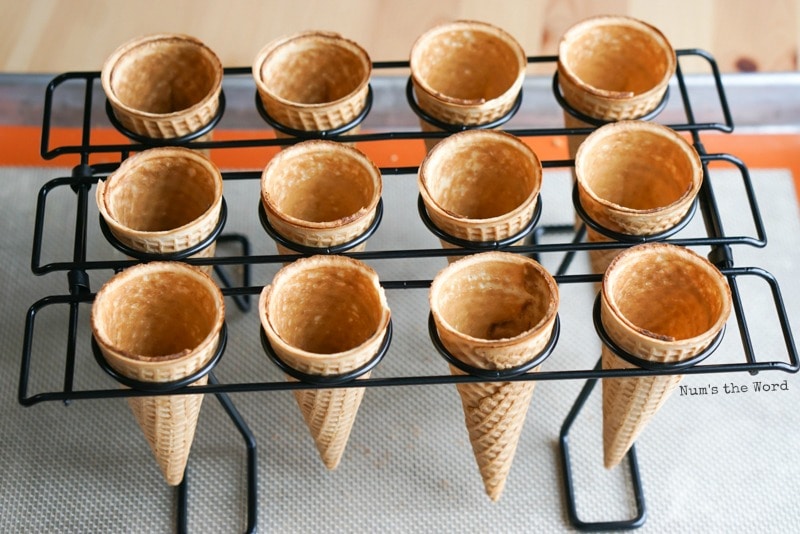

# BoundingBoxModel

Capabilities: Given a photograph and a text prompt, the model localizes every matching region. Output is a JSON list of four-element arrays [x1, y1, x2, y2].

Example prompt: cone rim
[[418, 130, 542, 227], [258, 255, 391, 364], [96, 147, 224, 241], [557, 15, 676, 102], [601, 243, 732, 350], [409, 20, 527, 109], [260, 140, 382, 231], [101, 33, 223, 121], [430, 251, 559, 348], [90, 261, 225, 368], [575, 120, 702, 217], [252, 30, 372, 110]]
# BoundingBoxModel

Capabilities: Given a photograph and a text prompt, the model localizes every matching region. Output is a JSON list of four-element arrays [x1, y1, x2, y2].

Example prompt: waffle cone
[[101, 34, 222, 140], [96, 147, 223, 272], [600, 244, 731, 468], [558, 16, 675, 124], [430, 252, 559, 500], [91, 262, 225, 485], [410, 20, 526, 151], [259, 256, 391, 469], [558, 16, 675, 171], [261, 140, 381, 253], [419, 130, 541, 263], [452, 376, 536, 501], [575, 121, 702, 275], [253, 31, 371, 135]]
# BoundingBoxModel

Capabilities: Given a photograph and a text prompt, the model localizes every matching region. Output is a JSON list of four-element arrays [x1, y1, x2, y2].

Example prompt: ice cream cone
[[91, 262, 225, 486], [260, 140, 382, 255], [101, 34, 223, 144], [430, 252, 559, 500], [600, 243, 731, 468], [96, 147, 224, 272], [259, 255, 391, 469], [410, 20, 527, 151], [574, 121, 702, 276], [557, 16, 676, 162], [418, 130, 542, 263], [253, 31, 372, 140]]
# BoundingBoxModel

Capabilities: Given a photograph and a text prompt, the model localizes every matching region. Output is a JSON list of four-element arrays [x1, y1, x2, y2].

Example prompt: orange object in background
[[2, 125, 798, 206]]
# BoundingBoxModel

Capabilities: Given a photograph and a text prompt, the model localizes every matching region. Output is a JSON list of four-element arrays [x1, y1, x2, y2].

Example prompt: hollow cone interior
[[410, 20, 526, 138], [261, 140, 382, 251], [418, 130, 541, 262], [96, 147, 223, 269], [574, 121, 702, 275], [101, 33, 223, 139], [430, 252, 558, 368], [557, 16, 675, 121], [575, 121, 701, 232], [253, 31, 371, 132]]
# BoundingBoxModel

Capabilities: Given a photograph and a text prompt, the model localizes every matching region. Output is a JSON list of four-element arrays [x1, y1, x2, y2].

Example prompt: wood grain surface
[[1, 0, 797, 73]]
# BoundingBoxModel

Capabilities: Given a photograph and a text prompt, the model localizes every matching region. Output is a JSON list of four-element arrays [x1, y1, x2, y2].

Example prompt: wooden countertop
[[2, 0, 798, 74]]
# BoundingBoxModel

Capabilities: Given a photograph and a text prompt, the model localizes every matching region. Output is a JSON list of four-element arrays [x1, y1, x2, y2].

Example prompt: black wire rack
[[20, 50, 799, 533]]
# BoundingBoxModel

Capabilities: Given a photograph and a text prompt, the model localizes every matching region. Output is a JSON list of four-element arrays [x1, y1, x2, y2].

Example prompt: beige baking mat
[[1, 165, 798, 533]]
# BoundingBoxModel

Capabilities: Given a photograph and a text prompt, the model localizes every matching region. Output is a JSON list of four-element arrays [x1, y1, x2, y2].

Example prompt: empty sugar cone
[[600, 243, 731, 468], [253, 31, 371, 140], [260, 140, 382, 255], [430, 252, 559, 500], [410, 20, 526, 151], [574, 121, 702, 276], [557, 16, 676, 162], [91, 262, 225, 485], [259, 256, 391, 469], [101, 34, 222, 145], [96, 147, 224, 273], [418, 130, 542, 263]]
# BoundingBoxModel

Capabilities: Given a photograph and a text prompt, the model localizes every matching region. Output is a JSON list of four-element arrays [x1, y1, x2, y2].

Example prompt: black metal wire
[[257, 198, 384, 255], [39, 50, 733, 159], [417, 194, 543, 250], [260, 320, 393, 385], [551, 70, 670, 127], [24, 48, 799, 533], [207, 372, 259, 534], [254, 84, 374, 139], [558, 359, 647, 531], [214, 234, 252, 313], [90, 323, 228, 392], [428, 312, 560, 378], [19, 265, 798, 405], [21, 51, 793, 398], [97, 198, 229, 261], [571, 182, 699, 243], [178, 371, 259, 534], [29, 149, 768, 276], [104, 90, 227, 145]]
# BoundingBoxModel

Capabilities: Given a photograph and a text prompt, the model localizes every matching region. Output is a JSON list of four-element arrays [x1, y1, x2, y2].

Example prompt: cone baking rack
[[20, 49, 798, 533]]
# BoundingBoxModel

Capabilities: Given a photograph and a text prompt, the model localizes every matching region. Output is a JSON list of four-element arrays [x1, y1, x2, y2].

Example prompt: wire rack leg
[[558, 359, 647, 531], [214, 233, 252, 313], [177, 372, 258, 533]]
